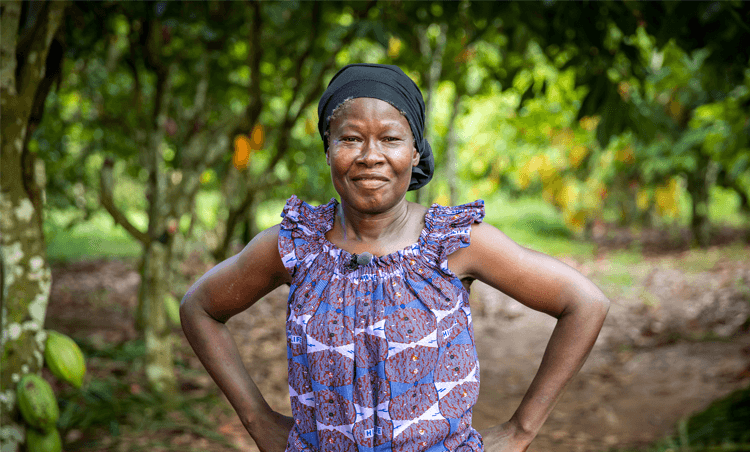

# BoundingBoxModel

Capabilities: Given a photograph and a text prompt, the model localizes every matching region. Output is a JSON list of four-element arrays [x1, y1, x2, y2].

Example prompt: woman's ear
[[326, 150, 331, 166], [412, 147, 419, 167]]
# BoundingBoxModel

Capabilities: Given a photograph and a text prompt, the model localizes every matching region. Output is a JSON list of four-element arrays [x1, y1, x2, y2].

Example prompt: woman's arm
[[180, 224, 293, 451], [448, 222, 610, 451]]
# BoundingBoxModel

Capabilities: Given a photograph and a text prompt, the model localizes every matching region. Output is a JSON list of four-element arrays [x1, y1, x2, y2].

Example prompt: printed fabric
[[278, 195, 485, 452]]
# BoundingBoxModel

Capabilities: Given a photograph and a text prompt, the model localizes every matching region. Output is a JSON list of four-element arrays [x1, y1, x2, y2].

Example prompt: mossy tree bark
[[1, 1, 66, 450]]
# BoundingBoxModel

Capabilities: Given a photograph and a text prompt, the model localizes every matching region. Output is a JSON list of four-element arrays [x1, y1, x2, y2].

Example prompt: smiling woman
[[326, 98, 419, 216], [180, 64, 610, 452]]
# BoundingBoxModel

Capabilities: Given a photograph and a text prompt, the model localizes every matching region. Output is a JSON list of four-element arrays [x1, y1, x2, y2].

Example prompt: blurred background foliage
[[6, 0, 750, 450], [36, 0, 749, 264]]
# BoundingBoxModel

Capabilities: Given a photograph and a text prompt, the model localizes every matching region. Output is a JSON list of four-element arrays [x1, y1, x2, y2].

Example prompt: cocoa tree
[[211, 1, 377, 262], [1, 1, 67, 450], [517, 1, 750, 243], [382, 1, 503, 205], [34, 1, 377, 397]]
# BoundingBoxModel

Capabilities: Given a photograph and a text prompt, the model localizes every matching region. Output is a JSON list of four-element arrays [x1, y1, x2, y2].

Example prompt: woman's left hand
[[479, 421, 533, 452]]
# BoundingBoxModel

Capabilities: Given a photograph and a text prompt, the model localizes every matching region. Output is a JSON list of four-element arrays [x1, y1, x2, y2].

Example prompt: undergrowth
[[55, 338, 236, 451], [611, 385, 750, 452]]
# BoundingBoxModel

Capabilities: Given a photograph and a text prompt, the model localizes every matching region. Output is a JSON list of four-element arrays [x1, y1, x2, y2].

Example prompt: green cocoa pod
[[16, 374, 59, 432], [45, 331, 86, 388], [26, 427, 62, 452]]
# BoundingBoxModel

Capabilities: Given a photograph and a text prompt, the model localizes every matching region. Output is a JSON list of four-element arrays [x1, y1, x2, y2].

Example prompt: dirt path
[[45, 245, 750, 452]]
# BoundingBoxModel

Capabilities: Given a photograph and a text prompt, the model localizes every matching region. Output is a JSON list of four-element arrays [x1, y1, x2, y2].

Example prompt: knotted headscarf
[[318, 63, 434, 191]]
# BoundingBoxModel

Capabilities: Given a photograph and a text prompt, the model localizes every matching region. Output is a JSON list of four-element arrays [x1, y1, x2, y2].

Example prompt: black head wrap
[[318, 63, 434, 191]]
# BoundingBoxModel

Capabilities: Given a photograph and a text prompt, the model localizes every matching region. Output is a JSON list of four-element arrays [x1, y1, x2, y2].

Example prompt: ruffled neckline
[[280, 195, 485, 274], [317, 197, 434, 267]]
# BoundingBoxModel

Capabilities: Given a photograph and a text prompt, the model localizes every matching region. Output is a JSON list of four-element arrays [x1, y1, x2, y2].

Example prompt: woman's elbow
[[565, 286, 610, 324], [593, 295, 610, 322], [180, 287, 208, 330]]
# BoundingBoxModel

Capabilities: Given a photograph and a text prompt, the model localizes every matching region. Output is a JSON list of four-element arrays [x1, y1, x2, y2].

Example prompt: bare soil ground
[[45, 241, 750, 452]]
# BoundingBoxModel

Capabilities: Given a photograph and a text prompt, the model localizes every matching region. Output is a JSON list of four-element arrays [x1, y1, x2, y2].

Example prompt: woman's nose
[[356, 139, 385, 166]]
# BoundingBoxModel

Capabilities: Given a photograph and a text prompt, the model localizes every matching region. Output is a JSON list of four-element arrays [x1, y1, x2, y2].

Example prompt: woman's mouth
[[351, 175, 389, 189]]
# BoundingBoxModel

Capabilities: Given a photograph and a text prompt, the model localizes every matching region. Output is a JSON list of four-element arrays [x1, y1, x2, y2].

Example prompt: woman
[[181, 64, 609, 452]]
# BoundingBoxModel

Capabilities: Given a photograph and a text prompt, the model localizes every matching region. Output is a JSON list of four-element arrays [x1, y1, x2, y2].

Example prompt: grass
[[482, 191, 596, 257], [45, 210, 142, 263], [44, 191, 598, 264], [44, 185, 747, 265], [659, 242, 750, 273], [44, 191, 223, 263]]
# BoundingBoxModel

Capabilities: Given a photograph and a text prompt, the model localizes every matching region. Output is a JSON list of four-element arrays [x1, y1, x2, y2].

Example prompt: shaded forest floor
[[44, 231, 750, 452]]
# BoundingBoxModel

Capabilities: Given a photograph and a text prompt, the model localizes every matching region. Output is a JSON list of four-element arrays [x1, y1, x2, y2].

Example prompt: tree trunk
[[416, 24, 447, 206], [241, 197, 260, 247], [687, 152, 711, 248], [140, 240, 177, 398], [140, 76, 176, 398], [214, 188, 256, 262], [444, 90, 463, 206], [1, 1, 66, 450]]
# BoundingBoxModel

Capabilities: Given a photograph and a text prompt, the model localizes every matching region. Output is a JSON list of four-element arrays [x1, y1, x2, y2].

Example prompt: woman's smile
[[351, 172, 389, 189]]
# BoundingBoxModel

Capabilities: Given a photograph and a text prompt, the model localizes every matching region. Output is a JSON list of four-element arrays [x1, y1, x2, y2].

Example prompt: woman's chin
[[340, 194, 405, 215], [335, 183, 401, 211]]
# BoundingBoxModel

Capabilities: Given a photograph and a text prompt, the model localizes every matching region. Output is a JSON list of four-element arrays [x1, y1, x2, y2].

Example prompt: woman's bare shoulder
[[452, 221, 606, 318]]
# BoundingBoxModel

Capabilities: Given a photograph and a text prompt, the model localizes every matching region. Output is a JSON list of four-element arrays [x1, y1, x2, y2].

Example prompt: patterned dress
[[278, 195, 485, 452]]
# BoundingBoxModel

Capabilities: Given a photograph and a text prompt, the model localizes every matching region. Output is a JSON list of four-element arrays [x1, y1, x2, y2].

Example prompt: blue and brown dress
[[278, 195, 485, 452]]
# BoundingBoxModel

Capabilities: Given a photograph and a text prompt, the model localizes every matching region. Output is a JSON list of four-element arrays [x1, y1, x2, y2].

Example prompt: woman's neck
[[336, 198, 413, 245]]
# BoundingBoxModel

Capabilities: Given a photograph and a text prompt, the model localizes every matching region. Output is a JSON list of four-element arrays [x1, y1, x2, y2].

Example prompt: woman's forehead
[[337, 97, 402, 114], [331, 98, 409, 126]]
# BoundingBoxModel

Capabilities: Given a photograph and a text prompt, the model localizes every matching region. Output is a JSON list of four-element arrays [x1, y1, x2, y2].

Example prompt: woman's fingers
[[479, 422, 531, 452], [248, 410, 294, 452]]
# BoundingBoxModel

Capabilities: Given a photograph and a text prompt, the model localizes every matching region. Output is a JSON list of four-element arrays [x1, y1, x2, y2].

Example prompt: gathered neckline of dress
[[318, 198, 438, 263], [279, 194, 486, 278]]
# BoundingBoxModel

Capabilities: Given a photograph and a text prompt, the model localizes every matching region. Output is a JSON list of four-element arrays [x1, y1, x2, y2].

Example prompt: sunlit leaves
[[228, 66, 250, 87], [387, 37, 402, 59], [654, 178, 681, 219], [230, 40, 248, 60], [32, 0, 749, 244], [199, 169, 216, 186], [60, 92, 82, 121], [569, 145, 590, 168]]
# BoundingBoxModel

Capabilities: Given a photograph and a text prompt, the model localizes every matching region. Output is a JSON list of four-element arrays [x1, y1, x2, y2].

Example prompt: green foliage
[[612, 384, 750, 452], [45, 210, 141, 263], [34, 0, 749, 260], [57, 338, 234, 448], [482, 191, 595, 257]]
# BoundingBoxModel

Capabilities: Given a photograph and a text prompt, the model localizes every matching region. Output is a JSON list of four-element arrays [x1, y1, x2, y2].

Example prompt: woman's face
[[326, 97, 419, 214]]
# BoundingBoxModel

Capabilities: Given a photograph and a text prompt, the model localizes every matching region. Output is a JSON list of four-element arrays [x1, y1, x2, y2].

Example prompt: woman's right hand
[[247, 409, 294, 452]]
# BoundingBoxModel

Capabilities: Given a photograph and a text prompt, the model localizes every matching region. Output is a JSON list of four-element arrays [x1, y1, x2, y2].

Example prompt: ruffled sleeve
[[421, 200, 485, 272], [278, 195, 336, 278]]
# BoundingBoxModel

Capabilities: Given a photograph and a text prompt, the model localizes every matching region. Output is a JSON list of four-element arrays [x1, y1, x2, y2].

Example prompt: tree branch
[[15, 1, 48, 72], [227, 0, 264, 141], [100, 158, 150, 244], [266, 4, 374, 170], [15, 0, 66, 111]]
